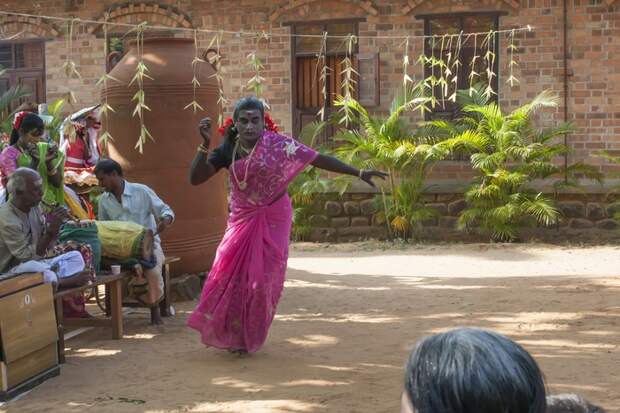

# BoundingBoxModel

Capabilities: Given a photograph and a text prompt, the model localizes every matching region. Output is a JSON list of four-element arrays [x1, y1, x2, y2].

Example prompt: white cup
[[110, 265, 121, 275]]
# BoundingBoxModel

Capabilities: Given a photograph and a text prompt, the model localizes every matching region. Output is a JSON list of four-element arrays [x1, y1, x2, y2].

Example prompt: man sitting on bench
[[95, 159, 174, 325], [0, 168, 92, 288]]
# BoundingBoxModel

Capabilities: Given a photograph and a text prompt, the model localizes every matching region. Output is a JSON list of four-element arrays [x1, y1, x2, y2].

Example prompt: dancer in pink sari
[[188, 97, 386, 354]]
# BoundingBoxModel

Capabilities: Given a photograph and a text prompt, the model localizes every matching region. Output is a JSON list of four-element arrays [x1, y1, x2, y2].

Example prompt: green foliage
[[0, 66, 66, 150], [332, 82, 447, 240], [289, 78, 602, 243], [0, 66, 32, 141], [384, 179, 438, 239], [46, 98, 67, 143], [430, 84, 603, 241], [594, 151, 620, 221], [109, 37, 124, 53]]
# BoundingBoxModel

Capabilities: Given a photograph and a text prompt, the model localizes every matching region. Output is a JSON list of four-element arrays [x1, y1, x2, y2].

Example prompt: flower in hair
[[218, 113, 279, 136], [12, 111, 28, 130]]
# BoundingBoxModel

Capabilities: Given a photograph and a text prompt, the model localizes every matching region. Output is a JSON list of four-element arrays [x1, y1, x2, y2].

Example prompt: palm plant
[[594, 151, 620, 221], [0, 67, 32, 146], [428, 85, 602, 241], [332, 82, 449, 240], [45, 98, 67, 143]]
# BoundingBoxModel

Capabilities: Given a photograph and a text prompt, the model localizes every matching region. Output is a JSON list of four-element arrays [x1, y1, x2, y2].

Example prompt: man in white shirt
[[95, 159, 174, 325]]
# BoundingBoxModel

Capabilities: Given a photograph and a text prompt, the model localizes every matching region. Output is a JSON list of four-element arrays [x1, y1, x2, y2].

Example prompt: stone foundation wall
[[304, 193, 620, 243], [304, 194, 386, 243]]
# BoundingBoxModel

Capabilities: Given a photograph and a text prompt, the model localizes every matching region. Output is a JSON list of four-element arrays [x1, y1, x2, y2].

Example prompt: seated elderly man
[[401, 328, 546, 413], [0, 168, 91, 288]]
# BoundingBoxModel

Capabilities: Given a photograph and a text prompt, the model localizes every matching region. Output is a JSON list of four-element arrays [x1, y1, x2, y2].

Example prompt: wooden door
[[0, 41, 46, 110], [14, 71, 45, 105], [291, 21, 361, 147], [294, 54, 361, 146]]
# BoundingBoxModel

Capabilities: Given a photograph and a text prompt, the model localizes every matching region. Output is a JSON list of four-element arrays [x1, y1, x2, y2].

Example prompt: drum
[[95, 221, 154, 261], [59, 220, 101, 272]]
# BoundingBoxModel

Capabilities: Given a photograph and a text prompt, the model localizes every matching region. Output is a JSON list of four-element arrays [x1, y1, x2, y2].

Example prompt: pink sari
[[187, 131, 317, 353], [0, 146, 20, 189]]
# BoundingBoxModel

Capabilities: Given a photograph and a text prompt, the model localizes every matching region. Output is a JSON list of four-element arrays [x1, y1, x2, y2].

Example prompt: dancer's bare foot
[[228, 348, 248, 356]]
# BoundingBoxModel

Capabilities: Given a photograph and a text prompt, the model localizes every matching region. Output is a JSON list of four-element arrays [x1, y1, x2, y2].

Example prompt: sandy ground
[[3, 242, 620, 413]]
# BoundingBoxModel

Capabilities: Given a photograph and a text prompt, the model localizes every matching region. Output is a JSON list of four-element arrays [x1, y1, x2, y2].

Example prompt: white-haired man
[[0, 168, 90, 287]]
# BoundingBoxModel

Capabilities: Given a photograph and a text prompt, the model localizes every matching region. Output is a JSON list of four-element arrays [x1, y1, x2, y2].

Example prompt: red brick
[[0, 0, 616, 177]]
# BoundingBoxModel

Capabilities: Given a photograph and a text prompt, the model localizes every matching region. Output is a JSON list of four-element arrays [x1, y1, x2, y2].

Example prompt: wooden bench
[[54, 271, 131, 363], [54, 256, 181, 363]]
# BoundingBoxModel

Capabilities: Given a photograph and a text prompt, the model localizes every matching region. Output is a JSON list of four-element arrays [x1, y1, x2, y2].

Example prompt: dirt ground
[[3, 242, 620, 413]]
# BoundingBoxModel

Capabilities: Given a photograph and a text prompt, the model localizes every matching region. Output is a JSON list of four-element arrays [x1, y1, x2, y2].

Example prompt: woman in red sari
[[188, 97, 386, 354]]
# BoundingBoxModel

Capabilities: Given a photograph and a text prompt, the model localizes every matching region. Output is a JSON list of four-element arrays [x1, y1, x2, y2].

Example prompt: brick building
[[1, 0, 619, 240]]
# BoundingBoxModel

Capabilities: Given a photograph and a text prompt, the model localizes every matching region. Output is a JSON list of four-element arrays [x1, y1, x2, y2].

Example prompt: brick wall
[[2, 0, 617, 177]]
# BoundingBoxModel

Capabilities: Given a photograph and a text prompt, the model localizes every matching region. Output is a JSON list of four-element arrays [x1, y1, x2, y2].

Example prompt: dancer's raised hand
[[198, 117, 211, 148]]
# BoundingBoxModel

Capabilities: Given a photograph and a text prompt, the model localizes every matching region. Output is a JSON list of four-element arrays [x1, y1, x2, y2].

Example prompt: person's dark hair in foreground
[[402, 328, 546, 413], [546, 394, 607, 413]]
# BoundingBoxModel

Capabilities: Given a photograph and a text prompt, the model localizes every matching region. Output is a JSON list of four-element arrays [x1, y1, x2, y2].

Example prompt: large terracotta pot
[[102, 38, 227, 275]]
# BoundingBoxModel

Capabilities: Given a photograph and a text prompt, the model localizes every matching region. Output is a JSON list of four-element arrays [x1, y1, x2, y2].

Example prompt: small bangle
[[197, 144, 210, 154], [47, 168, 58, 176]]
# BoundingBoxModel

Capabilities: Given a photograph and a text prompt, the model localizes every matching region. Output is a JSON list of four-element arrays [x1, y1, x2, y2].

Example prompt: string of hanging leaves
[[96, 13, 119, 151], [45, 14, 527, 153], [62, 19, 81, 105], [207, 31, 228, 126], [339, 34, 359, 126], [316, 31, 329, 121], [184, 29, 205, 113], [246, 31, 270, 109], [129, 22, 154, 153]]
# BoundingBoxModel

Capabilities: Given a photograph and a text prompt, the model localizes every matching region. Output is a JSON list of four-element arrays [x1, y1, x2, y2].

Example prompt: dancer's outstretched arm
[[311, 154, 388, 188]]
